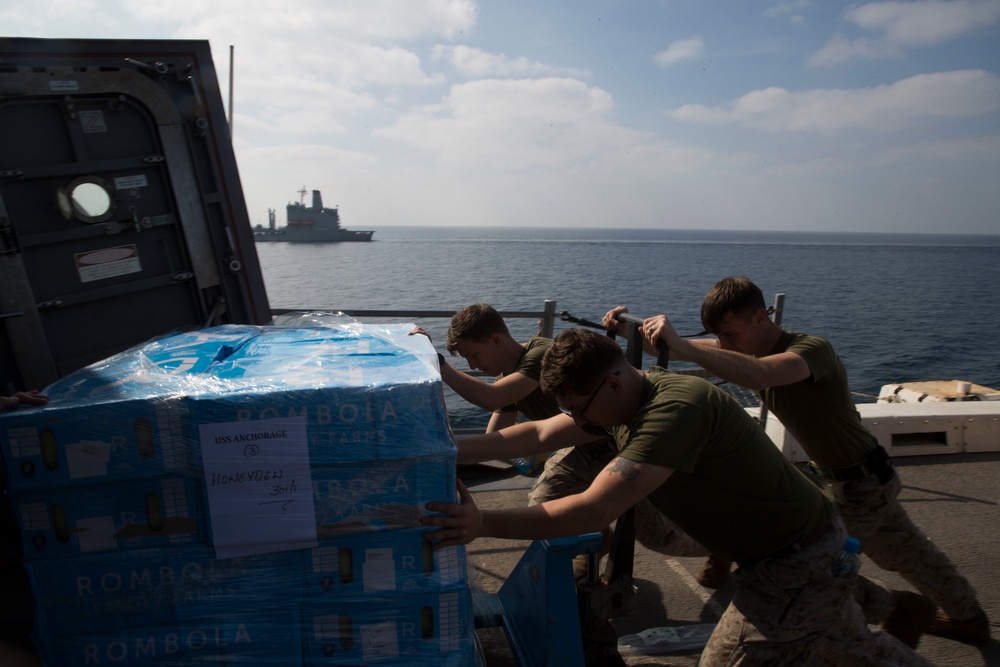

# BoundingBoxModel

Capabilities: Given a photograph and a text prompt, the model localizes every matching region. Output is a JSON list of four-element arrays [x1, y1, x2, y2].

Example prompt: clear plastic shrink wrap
[[0, 321, 480, 666]]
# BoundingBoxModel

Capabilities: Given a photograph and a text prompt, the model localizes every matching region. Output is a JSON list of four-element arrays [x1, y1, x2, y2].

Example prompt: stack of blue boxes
[[0, 323, 477, 665]]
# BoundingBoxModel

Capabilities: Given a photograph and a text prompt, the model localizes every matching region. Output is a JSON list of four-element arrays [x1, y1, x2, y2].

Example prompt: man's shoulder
[[510, 336, 552, 382], [780, 330, 832, 353], [523, 335, 553, 350], [775, 331, 843, 385], [518, 336, 553, 362], [644, 368, 719, 401]]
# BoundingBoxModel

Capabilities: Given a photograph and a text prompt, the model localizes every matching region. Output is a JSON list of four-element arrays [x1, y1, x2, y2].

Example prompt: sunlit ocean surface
[[255, 227, 1000, 430]]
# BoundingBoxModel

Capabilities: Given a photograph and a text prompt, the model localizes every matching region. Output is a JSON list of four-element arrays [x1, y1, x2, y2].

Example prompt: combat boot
[[926, 608, 991, 644], [695, 554, 732, 588], [879, 590, 935, 648]]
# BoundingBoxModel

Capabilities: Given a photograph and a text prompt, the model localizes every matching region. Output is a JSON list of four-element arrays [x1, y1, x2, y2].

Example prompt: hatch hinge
[[0, 216, 18, 254], [62, 94, 77, 120]]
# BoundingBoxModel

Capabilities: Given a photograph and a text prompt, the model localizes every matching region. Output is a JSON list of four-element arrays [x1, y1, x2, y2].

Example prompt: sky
[[4, 0, 1000, 234]]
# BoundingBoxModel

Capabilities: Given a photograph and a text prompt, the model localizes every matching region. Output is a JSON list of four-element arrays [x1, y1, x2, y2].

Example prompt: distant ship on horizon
[[253, 188, 374, 243]]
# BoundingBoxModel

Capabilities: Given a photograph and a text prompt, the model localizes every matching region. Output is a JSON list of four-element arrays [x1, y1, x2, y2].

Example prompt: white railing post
[[757, 292, 785, 429], [540, 299, 557, 338]]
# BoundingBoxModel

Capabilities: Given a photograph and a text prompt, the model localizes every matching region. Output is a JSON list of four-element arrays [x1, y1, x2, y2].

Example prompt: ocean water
[[255, 227, 1000, 430]]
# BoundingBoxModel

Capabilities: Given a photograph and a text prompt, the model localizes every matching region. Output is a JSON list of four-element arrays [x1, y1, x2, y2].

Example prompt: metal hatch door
[[0, 38, 271, 392]]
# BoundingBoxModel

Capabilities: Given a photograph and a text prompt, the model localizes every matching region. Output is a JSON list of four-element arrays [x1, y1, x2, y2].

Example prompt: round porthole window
[[56, 177, 116, 223]]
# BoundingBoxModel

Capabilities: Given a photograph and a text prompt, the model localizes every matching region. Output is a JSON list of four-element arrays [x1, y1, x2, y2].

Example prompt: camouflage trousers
[[528, 441, 710, 557], [526, 439, 617, 506], [700, 518, 933, 667], [830, 469, 982, 622]]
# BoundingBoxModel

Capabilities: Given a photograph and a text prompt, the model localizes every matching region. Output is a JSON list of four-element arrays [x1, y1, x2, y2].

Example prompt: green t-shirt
[[495, 336, 560, 421], [760, 330, 878, 468], [612, 368, 833, 562]]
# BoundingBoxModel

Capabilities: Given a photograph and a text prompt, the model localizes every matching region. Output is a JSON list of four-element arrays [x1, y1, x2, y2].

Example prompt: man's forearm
[[480, 498, 610, 541], [674, 339, 771, 389], [439, 363, 510, 412], [456, 414, 593, 464], [456, 422, 550, 463]]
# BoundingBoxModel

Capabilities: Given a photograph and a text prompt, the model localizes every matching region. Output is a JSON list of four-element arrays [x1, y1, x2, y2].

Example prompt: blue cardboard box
[[0, 396, 191, 493], [301, 584, 477, 665], [0, 323, 453, 494], [0, 325, 257, 492], [186, 324, 454, 463], [1, 322, 474, 662], [304, 527, 466, 598], [34, 608, 304, 666], [310, 453, 456, 537], [13, 474, 204, 560], [189, 379, 454, 464], [26, 545, 304, 636]]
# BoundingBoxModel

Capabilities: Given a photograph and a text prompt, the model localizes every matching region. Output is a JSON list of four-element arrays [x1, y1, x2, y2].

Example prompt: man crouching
[[423, 329, 932, 666]]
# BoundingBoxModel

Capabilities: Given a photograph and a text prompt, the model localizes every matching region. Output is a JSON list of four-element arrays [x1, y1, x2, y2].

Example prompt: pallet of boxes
[[0, 322, 479, 666]]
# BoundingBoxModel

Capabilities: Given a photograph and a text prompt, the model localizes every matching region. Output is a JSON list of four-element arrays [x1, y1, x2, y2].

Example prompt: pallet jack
[[473, 314, 661, 666]]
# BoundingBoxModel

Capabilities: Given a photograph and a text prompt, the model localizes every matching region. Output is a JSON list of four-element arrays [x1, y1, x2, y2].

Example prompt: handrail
[[270, 300, 558, 337]]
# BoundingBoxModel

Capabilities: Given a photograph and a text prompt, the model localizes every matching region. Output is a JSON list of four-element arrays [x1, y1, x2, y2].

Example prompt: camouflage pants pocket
[[700, 552, 842, 666]]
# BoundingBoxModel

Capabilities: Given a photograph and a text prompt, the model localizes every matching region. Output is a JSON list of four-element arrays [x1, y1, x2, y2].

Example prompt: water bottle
[[832, 536, 862, 578], [510, 455, 541, 476]]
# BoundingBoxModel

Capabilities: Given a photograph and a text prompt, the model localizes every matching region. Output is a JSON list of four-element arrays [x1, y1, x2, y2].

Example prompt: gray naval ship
[[254, 188, 374, 242]]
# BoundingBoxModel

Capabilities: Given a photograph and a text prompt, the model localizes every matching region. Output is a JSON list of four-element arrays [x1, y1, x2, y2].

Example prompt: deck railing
[[271, 300, 560, 338]]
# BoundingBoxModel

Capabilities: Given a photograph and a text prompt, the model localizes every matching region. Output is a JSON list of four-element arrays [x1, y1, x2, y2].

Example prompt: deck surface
[[465, 452, 1000, 666]]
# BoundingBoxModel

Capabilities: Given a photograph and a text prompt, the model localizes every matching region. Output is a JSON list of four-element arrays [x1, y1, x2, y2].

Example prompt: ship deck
[[465, 452, 1000, 666]]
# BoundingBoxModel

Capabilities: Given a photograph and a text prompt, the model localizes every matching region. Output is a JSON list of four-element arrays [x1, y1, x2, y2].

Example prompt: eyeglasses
[[558, 371, 619, 419]]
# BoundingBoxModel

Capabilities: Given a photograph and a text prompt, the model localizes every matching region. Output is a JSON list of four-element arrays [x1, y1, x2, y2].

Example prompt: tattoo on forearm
[[608, 457, 639, 481]]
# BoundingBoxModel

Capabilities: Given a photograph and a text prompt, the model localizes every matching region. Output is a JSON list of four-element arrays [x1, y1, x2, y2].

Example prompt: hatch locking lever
[[125, 58, 169, 76]]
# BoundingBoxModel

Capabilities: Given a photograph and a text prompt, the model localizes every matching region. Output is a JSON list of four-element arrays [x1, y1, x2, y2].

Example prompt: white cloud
[[196, 7, 451, 91], [808, 33, 904, 67], [848, 0, 1000, 46], [432, 45, 589, 79], [653, 37, 705, 67], [375, 78, 639, 169], [128, 0, 477, 42], [810, 0, 1000, 66], [875, 132, 1000, 163], [672, 70, 1000, 132], [6, 0, 463, 135], [346, 45, 445, 88], [763, 0, 813, 25]]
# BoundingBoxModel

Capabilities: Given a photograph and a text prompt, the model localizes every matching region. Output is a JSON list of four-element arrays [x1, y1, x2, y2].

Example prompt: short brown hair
[[700, 276, 766, 333], [540, 329, 623, 395], [445, 303, 510, 352]]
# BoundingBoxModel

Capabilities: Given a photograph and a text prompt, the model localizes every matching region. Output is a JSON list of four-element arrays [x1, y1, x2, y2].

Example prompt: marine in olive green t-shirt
[[494, 336, 559, 421], [613, 368, 833, 562], [760, 330, 878, 469]]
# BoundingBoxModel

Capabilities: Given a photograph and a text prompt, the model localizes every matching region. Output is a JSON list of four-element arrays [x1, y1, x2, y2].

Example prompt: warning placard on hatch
[[74, 244, 142, 283]]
